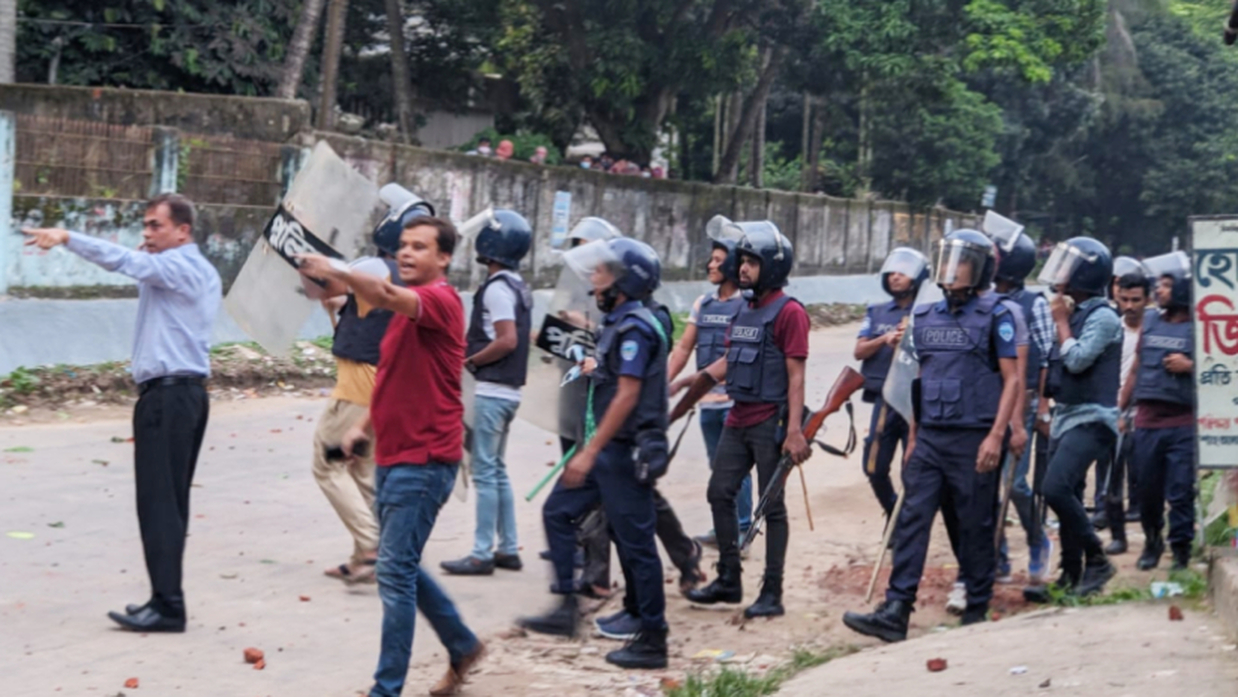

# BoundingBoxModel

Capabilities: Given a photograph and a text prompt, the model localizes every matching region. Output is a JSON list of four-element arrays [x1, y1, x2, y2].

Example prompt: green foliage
[[1, 367, 42, 395], [665, 647, 856, 697]]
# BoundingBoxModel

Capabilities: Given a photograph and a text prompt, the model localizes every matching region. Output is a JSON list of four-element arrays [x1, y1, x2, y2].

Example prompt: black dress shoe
[[125, 601, 150, 615], [109, 606, 185, 633], [743, 578, 785, 619], [440, 556, 496, 576], [1137, 536, 1164, 571], [517, 595, 579, 638], [1104, 538, 1128, 555], [494, 553, 523, 571], [960, 604, 988, 626], [842, 599, 911, 643]]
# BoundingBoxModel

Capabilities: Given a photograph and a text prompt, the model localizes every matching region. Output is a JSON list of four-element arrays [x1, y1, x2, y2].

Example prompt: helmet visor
[[1140, 251, 1190, 282], [1112, 256, 1145, 279], [982, 211, 1025, 253], [562, 239, 626, 288], [881, 247, 928, 281], [1037, 241, 1101, 288], [568, 217, 621, 245], [934, 239, 990, 288]]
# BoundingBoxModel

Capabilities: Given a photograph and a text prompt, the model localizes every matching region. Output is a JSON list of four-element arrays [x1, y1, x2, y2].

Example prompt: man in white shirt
[[1102, 270, 1150, 553]]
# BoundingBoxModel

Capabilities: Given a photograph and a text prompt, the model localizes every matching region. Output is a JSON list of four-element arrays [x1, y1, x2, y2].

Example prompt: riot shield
[[881, 283, 936, 423], [225, 141, 381, 355], [520, 254, 602, 440]]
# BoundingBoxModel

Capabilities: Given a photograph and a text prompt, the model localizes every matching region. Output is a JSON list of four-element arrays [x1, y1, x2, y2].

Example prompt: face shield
[[1140, 250, 1190, 283], [981, 211, 1025, 254], [705, 215, 758, 244], [1037, 240, 1101, 289], [568, 217, 622, 246], [881, 248, 928, 281], [562, 239, 629, 311], [933, 238, 990, 289]]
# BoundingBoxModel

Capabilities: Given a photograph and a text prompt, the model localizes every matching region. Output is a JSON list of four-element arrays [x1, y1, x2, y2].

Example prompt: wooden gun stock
[[802, 366, 865, 441]]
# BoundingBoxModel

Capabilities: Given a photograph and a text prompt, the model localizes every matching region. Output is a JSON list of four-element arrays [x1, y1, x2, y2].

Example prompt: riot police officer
[[441, 210, 534, 576], [519, 238, 671, 670], [1120, 251, 1196, 571], [670, 222, 813, 619], [843, 229, 1021, 641], [1024, 238, 1122, 602], [668, 217, 750, 543], [854, 248, 928, 517]]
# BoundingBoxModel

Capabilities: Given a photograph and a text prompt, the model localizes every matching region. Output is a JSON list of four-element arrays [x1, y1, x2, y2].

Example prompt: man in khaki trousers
[[309, 254, 404, 583]]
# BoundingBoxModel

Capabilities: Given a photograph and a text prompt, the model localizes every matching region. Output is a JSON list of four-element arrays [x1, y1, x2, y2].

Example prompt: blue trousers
[[1133, 425, 1196, 548], [371, 464, 479, 697], [887, 427, 998, 608], [701, 406, 753, 529], [470, 395, 520, 560], [543, 441, 666, 631], [861, 396, 908, 516]]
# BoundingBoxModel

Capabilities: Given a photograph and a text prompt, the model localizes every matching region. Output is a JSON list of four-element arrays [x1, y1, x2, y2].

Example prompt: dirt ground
[[0, 323, 1199, 696]]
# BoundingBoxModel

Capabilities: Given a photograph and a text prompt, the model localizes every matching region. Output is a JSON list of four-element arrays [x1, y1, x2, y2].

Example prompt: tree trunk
[[714, 47, 783, 185], [384, 0, 416, 143], [0, 0, 16, 83], [317, 0, 349, 130], [799, 92, 812, 191], [807, 96, 825, 193], [712, 94, 723, 177], [277, 0, 327, 100], [750, 95, 766, 187]]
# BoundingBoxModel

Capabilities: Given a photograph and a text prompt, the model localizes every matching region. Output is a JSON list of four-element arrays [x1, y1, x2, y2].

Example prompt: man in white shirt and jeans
[[442, 210, 534, 575], [1102, 269, 1150, 554]]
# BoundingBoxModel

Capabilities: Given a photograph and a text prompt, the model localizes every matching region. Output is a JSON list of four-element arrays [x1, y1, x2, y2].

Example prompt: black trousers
[[133, 382, 209, 617], [709, 415, 787, 579], [1044, 422, 1114, 578], [1104, 427, 1138, 542]]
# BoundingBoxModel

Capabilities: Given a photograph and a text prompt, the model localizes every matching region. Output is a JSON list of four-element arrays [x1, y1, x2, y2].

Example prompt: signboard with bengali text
[[1190, 216, 1238, 468]]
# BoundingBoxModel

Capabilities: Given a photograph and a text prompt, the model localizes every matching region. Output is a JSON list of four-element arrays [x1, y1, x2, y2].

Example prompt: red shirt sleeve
[[773, 301, 810, 359], [413, 281, 463, 335]]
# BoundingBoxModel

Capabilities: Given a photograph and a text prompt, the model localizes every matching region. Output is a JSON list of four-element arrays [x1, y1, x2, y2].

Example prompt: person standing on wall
[[1121, 251, 1198, 572], [313, 196, 430, 585], [854, 247, 928, 519], [296, 216, 483, 697], [441, 209, 534, 576], [24, 194, 222, 633], [666, 220, 749, 545]]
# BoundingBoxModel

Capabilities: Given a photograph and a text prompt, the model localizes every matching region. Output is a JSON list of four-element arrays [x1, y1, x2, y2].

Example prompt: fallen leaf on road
[[47, 522, 64, 528], [243, 647, 264, 664], [3, 446, 33, 452], [659, 677, 683, 690], [926, 658, 947, 672], [270, 429, 282, 434], [1039, 678, 1051, 688], [299, 595, 311, 602], [6, 531, 34, 540], [124, 677, 139, 688], [92, 459, 109, 466], [220, 573, 238, 579]]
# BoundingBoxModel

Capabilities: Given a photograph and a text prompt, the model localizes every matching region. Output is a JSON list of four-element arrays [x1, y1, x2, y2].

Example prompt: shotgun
[[740, 366, 866, 552]]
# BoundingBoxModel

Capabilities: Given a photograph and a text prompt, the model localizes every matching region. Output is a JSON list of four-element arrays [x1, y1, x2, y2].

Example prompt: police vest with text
[[591, 304, 670, 442], [1045, 302, 1120, 407], [332, 258, 402, 366], [466, 273, 533, 386], [695, 294, 745, 369], [725, 295, 798, 404], [1133, 308, 1195, 407], [912, 293, 1006, 429], [860, 302, 912, 399]]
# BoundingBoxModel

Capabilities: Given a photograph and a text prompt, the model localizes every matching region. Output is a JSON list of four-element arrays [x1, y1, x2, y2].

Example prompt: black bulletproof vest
[[860, 301, 912, 397], [332, 258, 401, 366], [466, 272, 533, 387], [1050, 301, 1120, 407], [590, 303, 669, 442]]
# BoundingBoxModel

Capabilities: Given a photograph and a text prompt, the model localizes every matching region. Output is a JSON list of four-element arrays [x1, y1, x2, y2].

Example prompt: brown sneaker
[[429, 640, 486, 696]]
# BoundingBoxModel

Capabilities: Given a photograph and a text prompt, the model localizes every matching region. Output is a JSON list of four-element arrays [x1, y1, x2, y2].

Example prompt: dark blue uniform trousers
[[887, 427, 998, 608], [543, 440, 666, 631], [863, 396, 909, 517], [1043, 422, 1115, 576], [1133, 425, 1196, 548]]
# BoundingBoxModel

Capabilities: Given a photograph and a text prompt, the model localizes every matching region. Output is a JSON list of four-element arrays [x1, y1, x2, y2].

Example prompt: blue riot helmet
[[734, 221, 793, 293], [934, 229, 997, 292], [1141, 250, 1191, 308], [705, 215, 743, 284], [563, 237, 661, 312], [474, 208, 532, 269], [1113, 256, 1143, 280], [374, 183, 435, 256], [568, 217, 622, 247], [1037, 237, 1113, 297], [880, 247, 930, 298]]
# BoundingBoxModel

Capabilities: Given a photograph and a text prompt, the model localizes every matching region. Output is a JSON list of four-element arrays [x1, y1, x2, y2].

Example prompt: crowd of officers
[[32, 187, 1199, 696]]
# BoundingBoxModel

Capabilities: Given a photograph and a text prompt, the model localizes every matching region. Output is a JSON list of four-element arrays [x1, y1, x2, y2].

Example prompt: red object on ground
[[253, 658, 266, 670], [123, 677, 139, 688], [1169, 605, 1184, 621], [243, 647, 264, 664], [927, 658, 948, 672]]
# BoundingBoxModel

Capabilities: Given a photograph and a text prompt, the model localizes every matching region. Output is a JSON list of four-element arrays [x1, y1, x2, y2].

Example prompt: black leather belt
[[139, 375, 206, 395]]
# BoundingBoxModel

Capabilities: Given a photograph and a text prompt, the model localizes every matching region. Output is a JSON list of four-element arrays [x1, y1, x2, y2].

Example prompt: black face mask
[[593, 285, 622, 313], [942, 285, 975, 311]]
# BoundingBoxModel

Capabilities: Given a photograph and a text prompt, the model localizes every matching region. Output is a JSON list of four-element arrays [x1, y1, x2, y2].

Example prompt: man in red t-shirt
[[669, 222, 811, 620], [297, 216, 482, 697]]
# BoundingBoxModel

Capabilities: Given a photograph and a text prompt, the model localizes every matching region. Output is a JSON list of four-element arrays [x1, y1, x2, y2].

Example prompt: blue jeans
[[998, 397, 1045, 568], [701, 407, 752, 529], [470, 395, 520, 560], [371, 464, 478, 697]]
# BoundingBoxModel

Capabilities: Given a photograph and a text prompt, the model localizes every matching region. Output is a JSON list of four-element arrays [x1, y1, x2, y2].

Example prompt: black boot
[[605, 628, 668, 669], [1137, 533, 1164, 571], [960, 603, 988, 626], [842, 599, 912, 643], [1077, 557, 1116, 597], [1023, 568, 1079, 604], [686, 558, 743, 605], [1170, 543, 1191, 571], [743, 576, 784, 618], [1104, 538, 1128, 555], [517, 594, 579, 638]]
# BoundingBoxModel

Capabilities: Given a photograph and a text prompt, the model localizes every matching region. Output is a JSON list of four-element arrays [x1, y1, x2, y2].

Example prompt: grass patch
[[1045, 567, 1209, 608], [664, 646, 856, 697]]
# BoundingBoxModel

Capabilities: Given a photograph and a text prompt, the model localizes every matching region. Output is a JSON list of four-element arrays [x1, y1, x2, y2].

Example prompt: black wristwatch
[[465, 359, 478, 375]]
